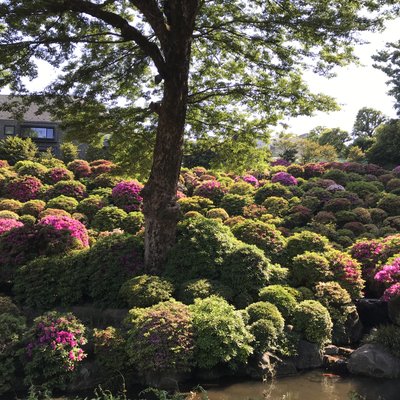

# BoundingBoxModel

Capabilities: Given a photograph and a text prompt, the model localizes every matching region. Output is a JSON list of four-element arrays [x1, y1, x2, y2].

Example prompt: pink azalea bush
[[6, 176, 42, 201], [271, 172, 298, 186], [193, 180, 226, 204], [23, 311, 87, 388], [382, 283, 400, 301], [0, 218, 23, 235], [45, 167, 74, 184], [67, 160, 91, 178], [270, 159, 291, 167], [112, 180, 143, 212], [374, 258, 400, 301], [39, 215, 89, 247], [242, 174, 259, 187]]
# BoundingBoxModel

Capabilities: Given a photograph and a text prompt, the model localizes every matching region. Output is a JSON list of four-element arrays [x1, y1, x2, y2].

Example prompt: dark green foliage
[[77, 195, 108, 221], [178, 278, 233, 304], [190, 296, 253, 370], [60, 142, 79, 164], [220, 193, 252, 216], [346, 181, 380, 199], [86, 234, 144, 307], [0, 137, 37, 165], [377, 194, 400, 216], [259, 285, 298, 320], [284, 230, 330, 261], [14, 251, 90, 310], [255, 183, 292, 204], [165, 217, 238, 283], [220, 244, 270, 306], [0, 295, 19, 315], [292, 300, 332, 346], [121, 211, 145, 234], [365, 325, 400, 358], [245, 301, 285, 332], [47, 195, 79, 213], [119, 274, 174, 308], [92, 206, 128, 231], [177, 196, 214, 215], [249, 319, 279, 354]]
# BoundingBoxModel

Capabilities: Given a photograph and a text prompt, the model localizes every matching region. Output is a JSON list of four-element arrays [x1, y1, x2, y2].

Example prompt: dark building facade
[[0, 95, 63, 156]]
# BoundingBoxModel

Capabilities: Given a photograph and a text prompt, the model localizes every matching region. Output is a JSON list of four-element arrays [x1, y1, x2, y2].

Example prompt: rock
[[356, 299, 389, 329], [246, 353, 274, 380], [332, 306, 363, 345], [292, 340, 323, 370], [275, 359, 298, 377], [324, 345, 339, 356], [338, 347, 354, 357], [323, 355, 348, 375], [348, 343, 400, 379]]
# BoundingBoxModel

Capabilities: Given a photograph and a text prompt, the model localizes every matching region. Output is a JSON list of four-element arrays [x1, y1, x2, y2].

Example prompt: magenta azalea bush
[[382, 283, 400, 301], [271, 172, 298, 186], [67, 159, 91, 178], [193, 180, 226, 204], [0, 218, 23, 235], [241, 174, 259, 187], [271, 159, 291, 167], [39, 215, 89, 247], [23, 311, 87, 389], [112, 180, 143, 212], [375, 258, 400, 301], [6, 176, 42, 201], [45, 167, 74, 184]]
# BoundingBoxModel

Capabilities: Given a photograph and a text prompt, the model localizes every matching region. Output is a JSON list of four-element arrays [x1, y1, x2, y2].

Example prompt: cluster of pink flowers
[[374, 258, 400, 284], [350, 240, 384, 270], [112, 180, 144, 212], [39, 215, 89, 247], [46, 167, 73, 184], [67, 160, 91, 178], [0, 160, 9, 168], [241, 174, 259, 187], [176, 190, 187, 200], [304, 163, 326, 178], [193, 180, 226, 202], [0, 218, 23, 234], [90, 160, 117, 176], [382, 283, 400, 301], [270, 159, 291, 167], [6, 176, 43, 201], [26, 312, 87, 372], [271, 172, 298, 186]]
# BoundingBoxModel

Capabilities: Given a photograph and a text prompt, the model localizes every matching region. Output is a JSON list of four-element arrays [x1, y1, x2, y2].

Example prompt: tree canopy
[[352, 107, 387, 138], [0, 0, 398, 271]]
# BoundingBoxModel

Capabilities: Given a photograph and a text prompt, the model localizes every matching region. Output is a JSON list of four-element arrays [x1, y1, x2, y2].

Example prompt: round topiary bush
[[231, 219, 286, 263], [0, 210, 19, 220], [259, 285, 298, 320], [20, 199, 46, 217], [0, 218, 23, 235], [193, 180, 226, 204], [92, 206, 128, 231], [44, 167, 74, 184], [178, 196, 214, 215], [21, 311, 87, 390], [284, 231, 330, 261], [119, 274, 174, 308], [228, 181, 256, 196], [77, 195, 108, 221], [263, 196, 290, 217], [165, 217, 238, 283], [121, 211, 145, 234], [290, 252, 332, 288], [377, 194, 400, 216], [189, 296, 253, 369], [206, 207, 229, 221], [49, 180, 87, 200], [0, 136, 37, 165], [47, 195, 79, 213], [0, 199, 23, 213], [6, 176, 42, 201], [177, 278, 233, 304], [14, 160, 48, 180], [112, 180, 143, 212], [67, 159, 91, 178], [292, 300, 332, 346], [220, 193, 252, 216], [86, 234, 144, 307], [39, 208, 71, 219], [245, 301, 285, 331], [126, 300, 194, 375], [254, 183, 292, 204], [249, 319, 279, 354], [220, 244, 270, 306]]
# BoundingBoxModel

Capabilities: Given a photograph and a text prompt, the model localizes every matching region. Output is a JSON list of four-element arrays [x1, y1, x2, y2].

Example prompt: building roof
[[0, 94, 58, 123]]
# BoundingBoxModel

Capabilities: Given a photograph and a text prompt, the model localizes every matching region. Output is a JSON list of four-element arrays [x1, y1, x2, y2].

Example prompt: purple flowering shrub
[[193, 180, 226, 204], [303, 163, 326, 179], [241, 174, 259, 187], [22, 311, 87, 389], [67, 159, 91, 178], [0, 218, 23, 235], [271, 172, 298, 186], [6, 176, 42, 201], [45, 167, 74, 184], [375, 258, 400, 301], [39, 215, 89, 247], [112, 180, 143, 212], [271, 159, 291, 167], [126, 300, 194, 374]]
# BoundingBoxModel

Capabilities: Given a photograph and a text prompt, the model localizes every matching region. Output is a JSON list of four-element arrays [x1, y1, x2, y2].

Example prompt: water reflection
[[202, 371, 400, 400]]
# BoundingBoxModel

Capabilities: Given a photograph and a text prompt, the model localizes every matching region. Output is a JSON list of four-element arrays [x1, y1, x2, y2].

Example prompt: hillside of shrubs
[[1, 149, 400, 395]]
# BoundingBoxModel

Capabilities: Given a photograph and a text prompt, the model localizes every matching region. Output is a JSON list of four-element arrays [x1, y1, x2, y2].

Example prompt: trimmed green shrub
[[254, 183, 292, 204], [220, 244, 270, 306], [231, 219, 286, 263], [165, 217, 238, 283], [119, 274, 174, 308], [290, 252, 332, 288], [228, 181, 255, 195], [206, 207, 229, 221], [220, 193, 252, 216], [0, 210, 19, 219], [190, 296, 253, 369], [47, 195, 79, 213], [245, 301, 284, 332], [249, 319, 279, 354], [377, 194, 400, 216], [284, 231, 330, 261], [126, 300, 194, 375], [121, 211, 145, 234], [263, 196, 290, 217], [178, 278, 233, 304], [77, 195, 108, 221], [178, 195, 214, 215], [346, 181, 380, 199], [20, 199, 46, 217], [0, 199, 23, 213], [49, 180, 87, 200], [92, 206, 128, 231], [259, 285, 298, 320], [292, 300, 332, 346], [0, 295, 19, 315]]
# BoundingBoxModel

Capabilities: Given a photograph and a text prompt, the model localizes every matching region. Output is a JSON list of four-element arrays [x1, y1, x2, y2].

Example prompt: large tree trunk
[[141, 37, 193, 274]]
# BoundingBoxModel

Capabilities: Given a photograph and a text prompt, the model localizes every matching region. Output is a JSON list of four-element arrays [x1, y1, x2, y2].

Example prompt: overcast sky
[[283, 18, 400, 135]]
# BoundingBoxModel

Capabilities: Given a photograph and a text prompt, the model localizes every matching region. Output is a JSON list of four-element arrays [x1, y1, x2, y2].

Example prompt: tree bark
[[141, 29, 194, 274]]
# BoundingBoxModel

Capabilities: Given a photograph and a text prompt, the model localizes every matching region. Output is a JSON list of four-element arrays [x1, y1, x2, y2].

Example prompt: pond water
[[202, 371, 400, 400]]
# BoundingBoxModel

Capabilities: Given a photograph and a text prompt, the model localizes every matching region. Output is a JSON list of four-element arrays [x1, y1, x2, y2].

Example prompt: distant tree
[[318, 128, 350, 156], [352, 107, 387, 138], [298, 139, 337, 163], [0, 136, 37, 165], [367, 120, 400, 167], [346, 146, 366, 162], [352, 136, 376, 152], [272, 133, 299, 162], [60, 142, 79, 164], [373, 42, 400, 116]]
